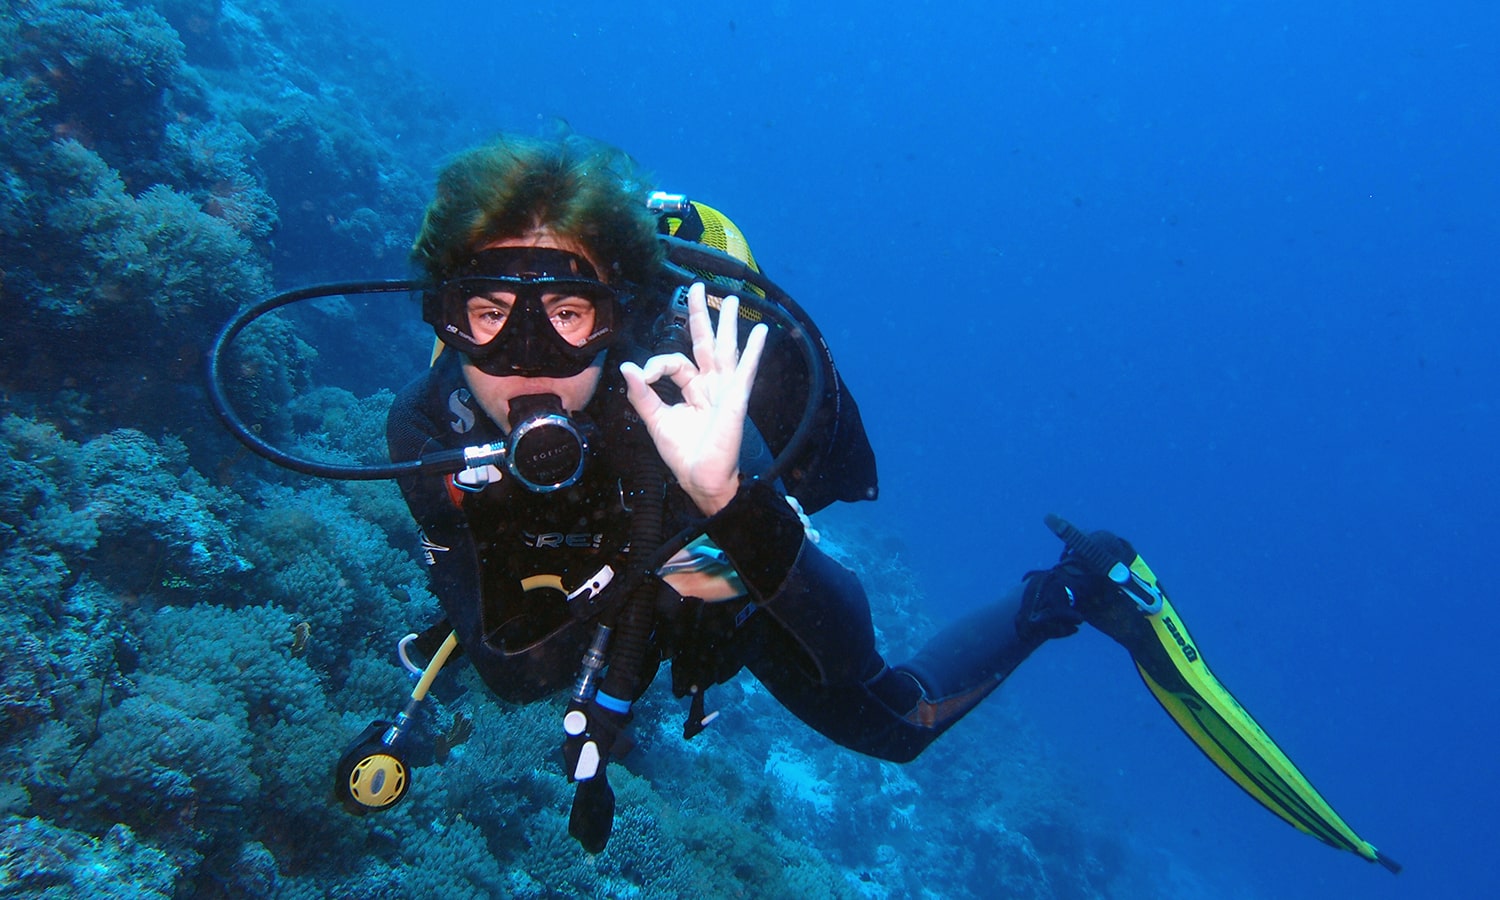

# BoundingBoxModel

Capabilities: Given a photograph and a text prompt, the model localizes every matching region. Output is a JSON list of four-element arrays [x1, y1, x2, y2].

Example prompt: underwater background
[[1, 0, 1494, 897]]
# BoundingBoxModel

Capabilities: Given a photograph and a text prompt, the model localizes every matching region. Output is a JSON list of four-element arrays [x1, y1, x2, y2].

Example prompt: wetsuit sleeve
[[704, 479, 881, 685]]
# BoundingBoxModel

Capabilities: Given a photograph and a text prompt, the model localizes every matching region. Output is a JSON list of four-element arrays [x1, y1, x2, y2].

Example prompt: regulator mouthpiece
[[506, 394, 588, 492]]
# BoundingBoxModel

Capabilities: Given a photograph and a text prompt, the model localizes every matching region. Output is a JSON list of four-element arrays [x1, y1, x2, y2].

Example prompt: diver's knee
[[876, 664, 999, 739], [868, 665, 926, 718]]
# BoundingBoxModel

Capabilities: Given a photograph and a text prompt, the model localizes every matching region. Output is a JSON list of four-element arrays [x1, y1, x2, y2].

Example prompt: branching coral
[[79, 428, 251, 586], [0, 418, 251, 601], [1, 136, 275, 436], [287, 386, 398, 469], [9, 0, 188, 187], [65, 679, 260, 839], [0, 416, 244, 763], [0, 0, 431, 441], [236, 481, 423, 652], [35, 139, 271, 324], [0, 817, 179, 898]]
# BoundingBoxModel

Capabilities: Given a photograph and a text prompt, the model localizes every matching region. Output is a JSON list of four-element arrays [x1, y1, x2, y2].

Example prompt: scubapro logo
[[449, 388, 475, 434], [1162, 616, 1199, 662]]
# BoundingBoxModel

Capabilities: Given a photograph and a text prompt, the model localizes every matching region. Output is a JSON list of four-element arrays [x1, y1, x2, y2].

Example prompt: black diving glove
[[1015, 528, 1137, 645], [1035, 516, 1168, 648]]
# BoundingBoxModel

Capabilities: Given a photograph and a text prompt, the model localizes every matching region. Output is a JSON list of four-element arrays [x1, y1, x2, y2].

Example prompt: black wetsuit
[[388, 350, 1045, 762]]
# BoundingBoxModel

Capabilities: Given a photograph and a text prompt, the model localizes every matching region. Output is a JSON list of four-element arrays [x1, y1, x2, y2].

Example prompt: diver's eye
[[466, 294, 514, 343], [543, 295, 598, 346]]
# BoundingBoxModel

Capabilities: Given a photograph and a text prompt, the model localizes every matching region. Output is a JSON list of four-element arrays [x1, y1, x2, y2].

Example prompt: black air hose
[[596, 413, 667, 707]]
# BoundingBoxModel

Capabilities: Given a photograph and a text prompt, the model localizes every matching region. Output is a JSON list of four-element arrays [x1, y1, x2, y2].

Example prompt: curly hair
[[411, 133, 664, 288]]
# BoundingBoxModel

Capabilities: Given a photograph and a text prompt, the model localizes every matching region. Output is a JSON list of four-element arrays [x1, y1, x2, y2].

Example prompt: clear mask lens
[[423, 247, 621, 378]]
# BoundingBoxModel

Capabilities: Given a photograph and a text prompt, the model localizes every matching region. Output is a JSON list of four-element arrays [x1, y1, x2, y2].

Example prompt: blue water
[[6, 0, 1494, 895], [333, 1, 1498, 896]]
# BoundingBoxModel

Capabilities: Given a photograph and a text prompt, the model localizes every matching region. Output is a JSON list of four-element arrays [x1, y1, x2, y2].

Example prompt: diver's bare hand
[[621, 283, 767, 515]]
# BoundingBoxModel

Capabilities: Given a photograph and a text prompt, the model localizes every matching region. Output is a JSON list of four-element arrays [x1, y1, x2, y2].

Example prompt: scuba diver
[[209, 132, 1398, 869]]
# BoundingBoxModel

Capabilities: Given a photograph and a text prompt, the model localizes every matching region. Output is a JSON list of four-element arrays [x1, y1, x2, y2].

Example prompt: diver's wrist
[[703, 479, 805, 601], [686, 480, 739, 516]]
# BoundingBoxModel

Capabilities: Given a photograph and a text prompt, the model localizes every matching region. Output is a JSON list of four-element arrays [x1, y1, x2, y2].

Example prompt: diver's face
[[459, 231, 606, 427]]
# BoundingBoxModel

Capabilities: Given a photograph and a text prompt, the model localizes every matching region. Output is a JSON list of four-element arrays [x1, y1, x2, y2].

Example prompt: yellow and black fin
[[1046, 515, 1399, 874]]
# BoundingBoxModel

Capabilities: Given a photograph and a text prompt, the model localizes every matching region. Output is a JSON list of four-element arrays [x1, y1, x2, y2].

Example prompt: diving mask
[[424, 247, 622, 378]]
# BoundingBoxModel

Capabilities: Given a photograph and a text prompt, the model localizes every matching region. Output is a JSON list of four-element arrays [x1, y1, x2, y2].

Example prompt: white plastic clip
[[396, 633, 423, 675], [574, 741, 601, 780], [567, 565, 615, 603], [785, 495, 821, 544], [453, 464, 503, 491]]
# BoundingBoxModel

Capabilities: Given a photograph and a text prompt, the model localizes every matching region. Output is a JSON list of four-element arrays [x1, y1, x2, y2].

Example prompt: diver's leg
[[746, 569, 1082, 762], [894, 583, 1035, 722], [890, 564, 1091, 736]]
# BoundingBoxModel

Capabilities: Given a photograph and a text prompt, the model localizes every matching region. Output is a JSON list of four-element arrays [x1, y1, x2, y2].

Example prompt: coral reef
[[0, 1, 1161, 898], [0, 394, 1134, 896], [0, 818, 178, 898], [0, 0, 446, 443]]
